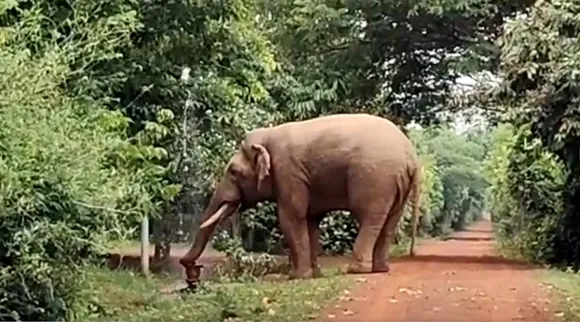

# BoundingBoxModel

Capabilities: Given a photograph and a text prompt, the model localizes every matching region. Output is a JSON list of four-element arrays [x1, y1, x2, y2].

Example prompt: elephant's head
[[180, 139, 273, 267]]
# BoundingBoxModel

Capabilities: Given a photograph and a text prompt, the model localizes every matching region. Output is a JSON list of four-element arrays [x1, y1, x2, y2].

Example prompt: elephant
[[179, 113, 422, 280]]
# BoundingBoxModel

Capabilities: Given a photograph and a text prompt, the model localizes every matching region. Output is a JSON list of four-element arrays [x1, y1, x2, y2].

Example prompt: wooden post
[[140, 215, 150, 277]]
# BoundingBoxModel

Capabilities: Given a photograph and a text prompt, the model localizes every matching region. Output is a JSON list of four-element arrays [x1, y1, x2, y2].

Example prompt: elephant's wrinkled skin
[[180, 113, 422, 279]]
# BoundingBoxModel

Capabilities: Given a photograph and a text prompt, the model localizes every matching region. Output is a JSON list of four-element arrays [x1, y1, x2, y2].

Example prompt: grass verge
[[540, 269, 580, 322], [78, 266, 350, 321]]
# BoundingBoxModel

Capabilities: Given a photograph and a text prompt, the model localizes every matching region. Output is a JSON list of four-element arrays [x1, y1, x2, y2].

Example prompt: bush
[[319, 212, 358, 255], [0, 4, 175, 320], [210, 231, 289, 281], [484, 124, 566, 262]]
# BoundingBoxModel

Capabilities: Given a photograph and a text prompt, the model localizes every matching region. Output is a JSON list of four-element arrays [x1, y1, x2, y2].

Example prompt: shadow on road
[[443, 236, 494, 241]]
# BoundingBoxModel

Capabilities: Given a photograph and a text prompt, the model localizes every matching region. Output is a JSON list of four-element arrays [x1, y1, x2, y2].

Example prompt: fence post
[[141, 215, 150, 277]]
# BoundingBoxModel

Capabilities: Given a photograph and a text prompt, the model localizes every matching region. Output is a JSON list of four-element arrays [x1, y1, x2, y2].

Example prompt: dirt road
[[319, 220, 558, 321]]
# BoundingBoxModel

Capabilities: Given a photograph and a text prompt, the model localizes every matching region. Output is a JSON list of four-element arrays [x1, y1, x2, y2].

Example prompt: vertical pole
[[141, 215, 150, 277]]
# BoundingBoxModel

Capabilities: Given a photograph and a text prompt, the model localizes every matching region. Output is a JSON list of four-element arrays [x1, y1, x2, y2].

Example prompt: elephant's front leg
[[277, 195, 313, 279], [307, 216, 324, 278]]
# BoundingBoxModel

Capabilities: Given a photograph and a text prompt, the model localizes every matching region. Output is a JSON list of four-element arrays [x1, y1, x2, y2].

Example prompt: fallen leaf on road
[[268, 308, 276, 316], [456, 286, 466, 291], [356, 278, 367, 283], [449, 287, 456, 292], [343, 289, 351, 295], [509, 287, 517, 291], [398, 287, 418, 296], [452, 303, 460, 306], [339, 296, 353, 302], [327, 314, 336, 319], [262, 297, 271, 305], [342, 309, 354, 316], [493, 306, 498, 310], [478, 291, 486, 296], [554, 312, 564, 318], [389, 298, 398, 303], [432, 307, 441, 312]]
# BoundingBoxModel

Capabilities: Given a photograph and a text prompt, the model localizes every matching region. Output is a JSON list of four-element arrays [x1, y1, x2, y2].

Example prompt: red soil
[[317, 220, 557, 321]]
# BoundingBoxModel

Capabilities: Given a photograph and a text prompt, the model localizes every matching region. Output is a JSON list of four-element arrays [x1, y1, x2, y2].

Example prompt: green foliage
[[492, 0, 580, 268], [257, 0, 533, 124], [483, 124, 566, 263], [407, 127, 489, 238], [319, 212, 359, 255], [0, 2, 177, 321]]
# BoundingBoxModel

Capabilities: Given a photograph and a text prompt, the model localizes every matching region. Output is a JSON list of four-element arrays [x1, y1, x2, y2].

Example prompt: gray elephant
[[180, 113, 422, 279]]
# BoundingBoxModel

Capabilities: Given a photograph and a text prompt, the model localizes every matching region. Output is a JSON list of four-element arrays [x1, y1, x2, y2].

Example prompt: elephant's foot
[[372, 262, 390, 273], [346, 261, 373, 274], [288, 267, 314, 280]]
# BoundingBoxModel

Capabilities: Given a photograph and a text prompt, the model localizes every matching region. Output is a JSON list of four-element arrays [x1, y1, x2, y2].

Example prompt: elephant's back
[[298, 113, 412, 155], [273, 113, 409, 143], [271, 113, 414, 179]]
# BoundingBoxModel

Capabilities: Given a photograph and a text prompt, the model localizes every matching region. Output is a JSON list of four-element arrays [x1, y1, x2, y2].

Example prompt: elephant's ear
[[251, 144, 270, 191]]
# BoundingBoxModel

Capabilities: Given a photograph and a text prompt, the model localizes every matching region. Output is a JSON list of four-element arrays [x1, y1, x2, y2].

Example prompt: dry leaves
[[398, 287, 422, 298], [342, 309, 354, 316]]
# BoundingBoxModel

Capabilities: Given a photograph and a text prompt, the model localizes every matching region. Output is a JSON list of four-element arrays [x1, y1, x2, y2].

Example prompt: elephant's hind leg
[[373, 173, 413, 272], [372, 200, 405, 272], [347, 197, 396, 274]]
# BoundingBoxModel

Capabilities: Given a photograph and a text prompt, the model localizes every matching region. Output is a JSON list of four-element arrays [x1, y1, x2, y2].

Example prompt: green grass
[[540, 269, 580, 322], [78, 266, 350, 321]]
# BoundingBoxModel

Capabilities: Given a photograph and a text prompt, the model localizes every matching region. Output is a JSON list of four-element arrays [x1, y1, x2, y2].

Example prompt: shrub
[[484, 124, 566, 262], [0, 4, 175, 320]]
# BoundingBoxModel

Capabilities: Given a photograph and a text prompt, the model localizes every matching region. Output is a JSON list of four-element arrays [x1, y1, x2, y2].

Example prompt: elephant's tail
[[409, 164, 422, 257]]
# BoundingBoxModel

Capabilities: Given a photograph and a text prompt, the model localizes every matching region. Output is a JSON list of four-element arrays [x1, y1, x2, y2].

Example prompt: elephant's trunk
[[179, 190, 239, 268]]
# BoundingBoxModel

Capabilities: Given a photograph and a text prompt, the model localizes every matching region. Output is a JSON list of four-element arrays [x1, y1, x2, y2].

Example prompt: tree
[[494, 0, 580, 268], [0, 1, 177, 319], [256, 0, 534, 125]]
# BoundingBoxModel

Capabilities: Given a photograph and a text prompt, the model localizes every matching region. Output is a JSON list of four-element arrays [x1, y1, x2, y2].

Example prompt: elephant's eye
[[229, 165, 241, 177]]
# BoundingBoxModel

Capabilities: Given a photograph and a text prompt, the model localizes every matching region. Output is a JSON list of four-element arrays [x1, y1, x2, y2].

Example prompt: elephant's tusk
[[200, 203, 240, 228], [200, 204, 229, 228]]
